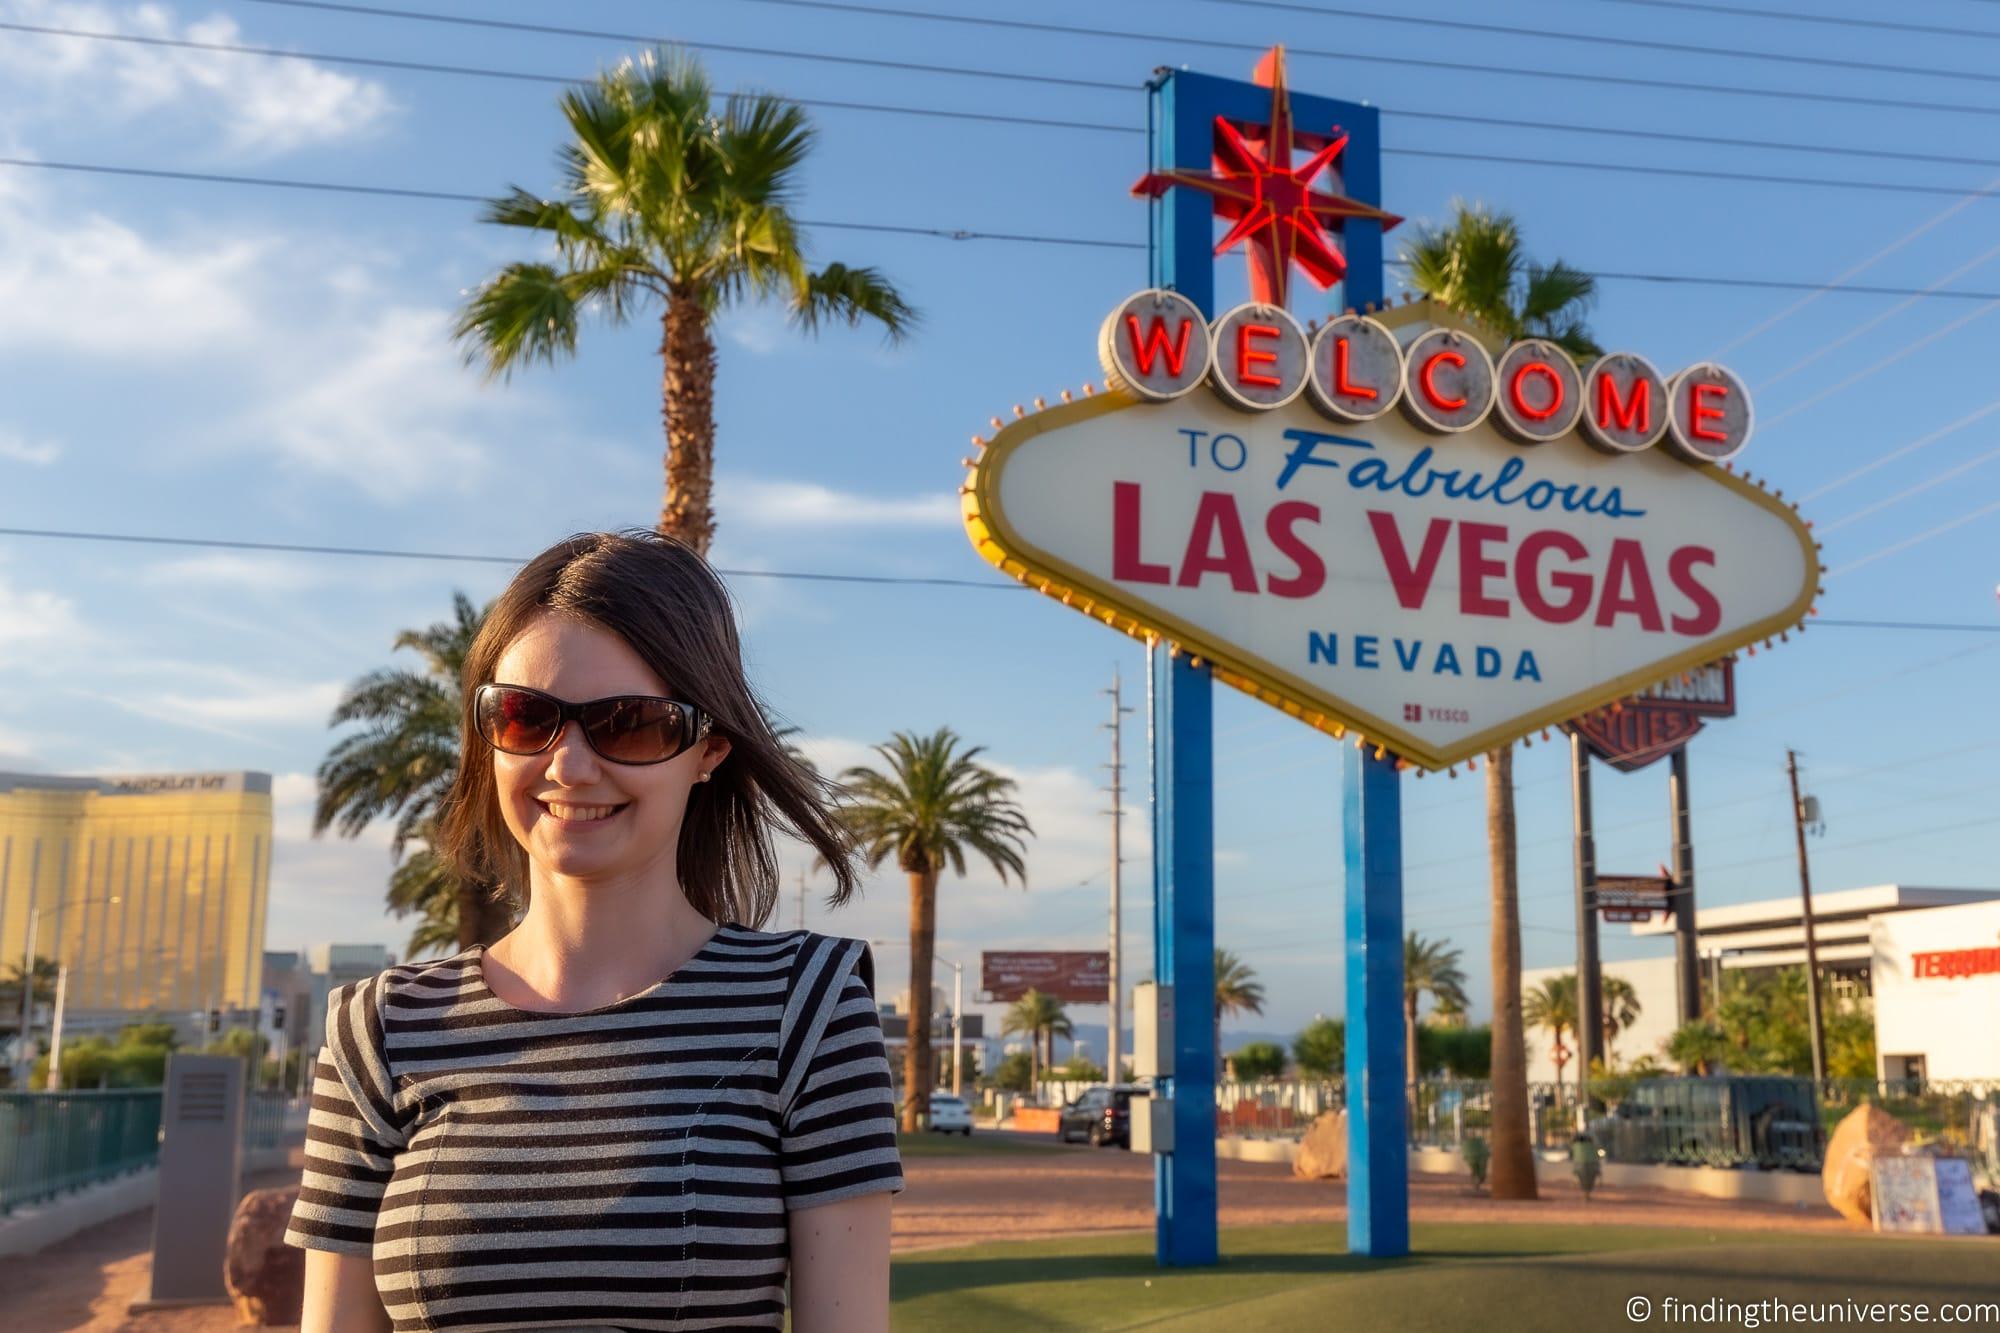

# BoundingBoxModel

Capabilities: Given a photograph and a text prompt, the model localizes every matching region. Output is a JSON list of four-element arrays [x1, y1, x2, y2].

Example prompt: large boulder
[[1293, 1110, 1347, 1180], [225, 1185, 306, 1326], [1822, 1103, 1912, 1227]]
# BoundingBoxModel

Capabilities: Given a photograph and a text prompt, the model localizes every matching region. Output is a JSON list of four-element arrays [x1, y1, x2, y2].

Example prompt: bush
[[988, 1050, 1033, 1093], [1418, 1024, 1492, 1078], [1291, 1017, 1344, 1078], [1230, 1040, 1286, 1080]]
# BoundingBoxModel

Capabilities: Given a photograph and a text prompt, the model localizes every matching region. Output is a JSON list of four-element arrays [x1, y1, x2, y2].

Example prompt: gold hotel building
[[0, 770, 273, 1021]]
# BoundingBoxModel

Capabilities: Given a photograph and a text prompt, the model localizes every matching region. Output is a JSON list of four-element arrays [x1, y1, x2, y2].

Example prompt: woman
[[286, 530, 901, 1332]]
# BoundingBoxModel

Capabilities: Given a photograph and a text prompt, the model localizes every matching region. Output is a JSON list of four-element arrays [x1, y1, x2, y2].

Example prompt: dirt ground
[[3, 1134, 1853, 1331]]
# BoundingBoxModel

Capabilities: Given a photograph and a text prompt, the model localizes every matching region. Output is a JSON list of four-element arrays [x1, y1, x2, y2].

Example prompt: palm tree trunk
[[1405, 994, 1420, 1090], [454, 878, 512, 950], [903, 867, 937, 1132], [1486, 744, 1538, 1200], [659, 288, 718, 555]]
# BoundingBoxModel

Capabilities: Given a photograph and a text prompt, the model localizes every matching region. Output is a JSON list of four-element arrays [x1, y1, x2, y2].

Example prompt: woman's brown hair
[[436, 528, 858, 927]]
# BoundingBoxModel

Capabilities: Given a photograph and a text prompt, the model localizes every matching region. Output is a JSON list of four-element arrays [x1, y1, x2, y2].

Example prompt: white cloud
[[136, 552, 322, 592], [158, 677, 344, 727], [243, 305, 499, 502], [0, 567, 96, 667], [0, 430, 61, 464], [0, 1, 394, 154], [716, 477, 959, 529], [0, 185, 268, 354]]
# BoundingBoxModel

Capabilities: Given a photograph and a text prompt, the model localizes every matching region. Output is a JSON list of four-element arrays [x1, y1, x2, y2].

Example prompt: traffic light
[[207, 1009, 220, 1034], [273, 1005, 286, 1028]]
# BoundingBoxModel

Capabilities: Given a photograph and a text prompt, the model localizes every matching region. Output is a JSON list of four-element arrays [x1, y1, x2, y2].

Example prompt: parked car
[[1058, 1084, 1145, 1148], [928, 1092, 973, 1135], [1591, 1075, 1823, 1170]]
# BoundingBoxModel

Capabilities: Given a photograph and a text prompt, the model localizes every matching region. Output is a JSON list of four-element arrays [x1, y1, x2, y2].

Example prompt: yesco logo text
[[1099, 289, 1753, 465]]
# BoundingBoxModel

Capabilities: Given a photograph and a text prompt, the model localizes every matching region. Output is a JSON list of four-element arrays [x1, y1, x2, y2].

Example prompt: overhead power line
[[1194, 0, 2000, 86], [238, 0, 2000, 120], [29, 18, 2000, 185], [1588, 0, 2000, 43], [0, 528, 1996, 633], [17, 156, 2000, 304]]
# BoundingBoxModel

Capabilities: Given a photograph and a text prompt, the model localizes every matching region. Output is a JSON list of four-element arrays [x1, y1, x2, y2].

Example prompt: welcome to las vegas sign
[[962, 294, 1818, 772]]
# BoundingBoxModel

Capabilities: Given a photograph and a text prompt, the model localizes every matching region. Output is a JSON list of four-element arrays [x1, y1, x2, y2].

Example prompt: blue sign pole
[[1144, 62, 1402, 1266], [1148, 67, 1219, 1271]]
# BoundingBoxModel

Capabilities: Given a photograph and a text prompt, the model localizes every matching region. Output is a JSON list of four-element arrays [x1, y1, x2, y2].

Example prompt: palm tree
[[1001, 989, 1072, 1088], [1523, 974, 1581, 1100], [315, 592, 511, 952], [1484, 743, 1537, 1199], [1600, 975, 1642, 1066], [1213, 948, 1266, 1057], [1400, 202, 1602, 360], [840, 729, 1031, 1130], [454, 48, 916, 555], [1431, 991, 1468, 1028], [1403, 210, 1597, 1201], [1404, 932, 1469, 1086]]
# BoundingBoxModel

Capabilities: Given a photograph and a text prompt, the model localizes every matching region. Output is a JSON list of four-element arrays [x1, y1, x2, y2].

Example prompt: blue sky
[[3, 0, 1999, 1052]]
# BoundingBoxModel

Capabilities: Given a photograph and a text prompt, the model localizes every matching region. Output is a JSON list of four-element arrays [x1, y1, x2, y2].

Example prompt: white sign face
[[966, 378, 1818, 769]]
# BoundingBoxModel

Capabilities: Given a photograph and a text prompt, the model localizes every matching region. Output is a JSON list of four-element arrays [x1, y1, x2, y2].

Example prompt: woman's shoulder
[[710, 924, 879, 996], [324, 947, 479, 1017]]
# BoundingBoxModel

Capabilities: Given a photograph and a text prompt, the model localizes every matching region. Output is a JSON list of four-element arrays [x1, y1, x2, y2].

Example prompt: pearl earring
[[698, 771, 712, 783]]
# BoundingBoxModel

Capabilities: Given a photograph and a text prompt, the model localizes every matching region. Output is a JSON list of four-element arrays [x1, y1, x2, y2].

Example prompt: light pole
[[17, 892, 123, 1088], [1786, 750, 1828, 1087], [870, 940, 965, 1099]]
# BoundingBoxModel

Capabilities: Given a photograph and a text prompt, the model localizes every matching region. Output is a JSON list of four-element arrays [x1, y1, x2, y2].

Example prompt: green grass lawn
[[894, 1129, 1065, 1157], [892, 1222, 2000, 1331]]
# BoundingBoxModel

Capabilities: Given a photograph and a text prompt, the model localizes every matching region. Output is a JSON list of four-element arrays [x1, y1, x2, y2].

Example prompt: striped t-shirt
[[283, 925, 903, 1331]]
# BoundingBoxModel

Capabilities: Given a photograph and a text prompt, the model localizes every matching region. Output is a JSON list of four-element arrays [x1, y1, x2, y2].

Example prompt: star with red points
[[1133, 46, 1402, 309]]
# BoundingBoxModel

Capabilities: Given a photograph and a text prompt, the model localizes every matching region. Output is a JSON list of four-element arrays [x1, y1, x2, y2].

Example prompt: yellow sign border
[[962, 388, 1822, 771]]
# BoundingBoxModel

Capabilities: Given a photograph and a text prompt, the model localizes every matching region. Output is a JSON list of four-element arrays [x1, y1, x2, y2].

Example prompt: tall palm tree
[[1404, 932, 1469, 1086], [1600, 975, 1642, 1066], [1523, 973, 1581, 1098], [840, 729, 1031, 1131], [454, 48, 916, 555], [315, 591, 512, 952], [1213, 948, 1266, 1057], [1400, 202, 1601, 360], [1001, 989, 1072, 1088], [1484, 744, 1537, 1199], [1405, 210, 1596, 1200]]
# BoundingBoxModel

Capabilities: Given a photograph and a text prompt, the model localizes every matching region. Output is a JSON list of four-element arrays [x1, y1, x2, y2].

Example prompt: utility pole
[[1105, 668, 1133, 1082], [1786, 749, 1827, 1087], [1569, 733, 1602, 1124], [1669, 748, 1701, 1026]]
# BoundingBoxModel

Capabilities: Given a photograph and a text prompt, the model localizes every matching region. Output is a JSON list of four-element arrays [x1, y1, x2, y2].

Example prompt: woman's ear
[[701, 734, 733, 775]]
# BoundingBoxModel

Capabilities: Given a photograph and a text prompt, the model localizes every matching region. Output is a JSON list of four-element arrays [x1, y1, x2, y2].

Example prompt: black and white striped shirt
[[283, 925, 903, 1331]]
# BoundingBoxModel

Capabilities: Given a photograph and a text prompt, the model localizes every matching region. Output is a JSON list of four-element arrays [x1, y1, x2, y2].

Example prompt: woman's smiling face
[[489, 612, 726, 884]]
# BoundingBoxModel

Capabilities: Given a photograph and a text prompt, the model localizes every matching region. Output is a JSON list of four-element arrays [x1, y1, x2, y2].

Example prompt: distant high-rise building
[[0, 770, 274, 1031]]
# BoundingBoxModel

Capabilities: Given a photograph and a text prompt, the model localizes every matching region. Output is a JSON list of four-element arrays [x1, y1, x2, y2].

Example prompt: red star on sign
[[1133, 46, 1402, 309]]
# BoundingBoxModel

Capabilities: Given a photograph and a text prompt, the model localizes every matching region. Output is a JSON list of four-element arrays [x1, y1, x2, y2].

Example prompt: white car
[[928, 1093, 974, 1135]]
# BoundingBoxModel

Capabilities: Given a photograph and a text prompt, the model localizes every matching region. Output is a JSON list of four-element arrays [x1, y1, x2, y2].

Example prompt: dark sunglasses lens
[[583, 698, 688, 764], [479, 687, 560, 754]]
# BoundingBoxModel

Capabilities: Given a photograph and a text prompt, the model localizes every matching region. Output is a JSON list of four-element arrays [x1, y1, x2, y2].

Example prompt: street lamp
[[869, 940, 966, 1100], [15, 892, 123, 1086]]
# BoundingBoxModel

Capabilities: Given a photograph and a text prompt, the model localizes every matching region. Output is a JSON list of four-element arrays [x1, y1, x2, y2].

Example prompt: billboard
[[980, 951, 1111, 1004], [963, 297, 1816, 770]]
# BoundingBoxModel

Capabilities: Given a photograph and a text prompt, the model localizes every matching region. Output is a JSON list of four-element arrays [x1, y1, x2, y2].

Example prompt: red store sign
[[1911, 947, 2000, 980]]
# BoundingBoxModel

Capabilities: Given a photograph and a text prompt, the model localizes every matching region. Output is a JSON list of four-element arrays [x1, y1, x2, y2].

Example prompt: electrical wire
[[27, 19, 2000, 203], [1829, 498, 2000, 575], [1193, 0, 2000, 86], [1587, 0, 2000, 43], [1, 528, 1994, 631], [238, 0, 2000, 120], [14, 156, 2000, 303], [1799, 399, 2000, 503]]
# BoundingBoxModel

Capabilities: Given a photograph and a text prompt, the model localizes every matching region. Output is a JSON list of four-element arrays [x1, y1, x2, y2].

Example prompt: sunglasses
[[473, 683, 713, 766]]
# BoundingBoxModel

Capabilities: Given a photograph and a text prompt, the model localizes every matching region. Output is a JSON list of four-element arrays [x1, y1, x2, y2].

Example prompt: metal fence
[[1211, 1076, 2000, 1172], [0, 1087, 299, 1215]]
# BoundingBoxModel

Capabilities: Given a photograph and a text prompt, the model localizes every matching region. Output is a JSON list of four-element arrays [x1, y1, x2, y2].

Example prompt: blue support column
[[1148, 68, 1219, 1270], [1151, 641, 1216, 1267], [1344, 745, 1408, 1257]]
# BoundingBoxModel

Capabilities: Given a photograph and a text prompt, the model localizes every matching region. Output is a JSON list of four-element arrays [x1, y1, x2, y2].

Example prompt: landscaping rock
[[224, 1185, 306, 1326], [1822, 1103, 1912, 1227], [1292, 1110, 1347, 1180]]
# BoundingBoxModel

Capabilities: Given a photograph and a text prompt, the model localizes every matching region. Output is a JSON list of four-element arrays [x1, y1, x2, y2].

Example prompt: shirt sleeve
[[779, 948, 904, 1211], [284, 975, 409, 1254]]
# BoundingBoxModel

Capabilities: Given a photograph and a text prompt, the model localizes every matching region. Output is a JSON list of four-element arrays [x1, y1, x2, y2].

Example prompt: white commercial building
[[1520, 884, 2000, 1084], [1870, 899, 2000, 1082]]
